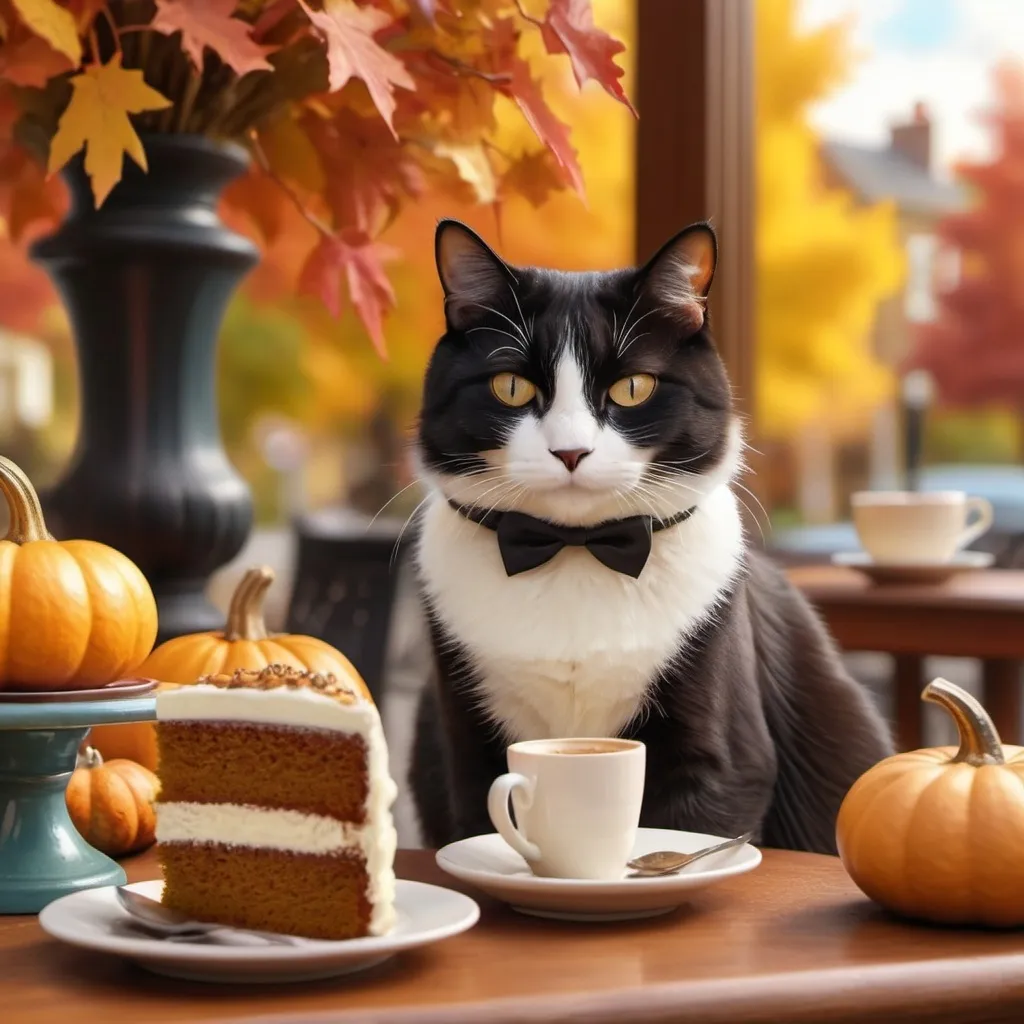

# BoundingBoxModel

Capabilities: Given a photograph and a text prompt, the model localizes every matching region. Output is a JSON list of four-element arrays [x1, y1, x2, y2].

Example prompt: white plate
[[435, 828, 761, 922], [831, 549, 994, 584], [38, 879, 480, 984]]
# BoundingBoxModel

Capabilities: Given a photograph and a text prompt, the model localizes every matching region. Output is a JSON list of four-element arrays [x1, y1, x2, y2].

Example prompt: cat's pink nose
[[550, 448, 592, 472]]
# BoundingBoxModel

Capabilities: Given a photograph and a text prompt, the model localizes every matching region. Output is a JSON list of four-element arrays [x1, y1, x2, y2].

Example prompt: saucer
[[0, 678, 158, 704], [39, 879, 480, 983], [435, 828, 761, 922], [831, 550, 994, 584]]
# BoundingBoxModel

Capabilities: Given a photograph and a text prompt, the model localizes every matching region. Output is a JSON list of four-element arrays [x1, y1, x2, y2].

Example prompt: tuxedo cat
[[409, 219, 894, 855]]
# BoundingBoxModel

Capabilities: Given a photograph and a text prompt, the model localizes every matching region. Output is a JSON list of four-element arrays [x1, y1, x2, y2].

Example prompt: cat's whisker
[[486, 344, 526, 360], [390, 492, 434, 568], [368, 479, 425, 529], [617, 331, 650, 359], [467, 326, 529, 352], [616, 307, 659, 356], [468, 302, 529, 347], [507, 282, 532, 344], [614, 292, 643, 349]]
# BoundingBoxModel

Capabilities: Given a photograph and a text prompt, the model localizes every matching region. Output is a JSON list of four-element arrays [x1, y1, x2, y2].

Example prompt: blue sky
[[799, 0, 1024, 172], [872, 0, 957, 52]]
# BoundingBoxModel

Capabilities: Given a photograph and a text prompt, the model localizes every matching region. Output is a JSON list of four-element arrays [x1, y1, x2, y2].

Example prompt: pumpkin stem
[[224, 566, 275, 641], [78, 746, 104, 769], [0, 456, 53, 544], [922, 677, 1005, 766]]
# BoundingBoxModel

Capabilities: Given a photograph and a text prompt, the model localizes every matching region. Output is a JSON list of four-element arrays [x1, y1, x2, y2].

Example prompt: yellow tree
[[756, 0, 904, 442]]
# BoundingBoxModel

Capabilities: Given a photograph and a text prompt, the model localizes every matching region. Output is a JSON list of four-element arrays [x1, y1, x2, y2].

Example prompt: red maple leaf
[[299, 230, 399, 357], [303, 107, 423, 234], [505, 58, 584, 197], [151, 0, 275, 76], [297, 0, 415, 137], [0, 34, 73, 88], [539, 0, 636, 116]]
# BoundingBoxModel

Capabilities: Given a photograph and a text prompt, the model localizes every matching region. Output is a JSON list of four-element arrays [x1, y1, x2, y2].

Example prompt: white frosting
[[156, 683, 398, 935]]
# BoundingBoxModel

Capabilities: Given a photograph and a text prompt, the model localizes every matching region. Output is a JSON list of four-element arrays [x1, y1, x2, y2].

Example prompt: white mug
[[851, 490, 993, 565], [486, 737, 645, 880]]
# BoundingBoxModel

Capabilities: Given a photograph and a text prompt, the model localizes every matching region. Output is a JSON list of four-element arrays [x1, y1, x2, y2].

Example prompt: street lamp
[[902, 369, 935, 492]]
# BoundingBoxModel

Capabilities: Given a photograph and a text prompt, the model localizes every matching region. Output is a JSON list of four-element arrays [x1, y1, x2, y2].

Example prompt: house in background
[[819, 101, 967, 510]]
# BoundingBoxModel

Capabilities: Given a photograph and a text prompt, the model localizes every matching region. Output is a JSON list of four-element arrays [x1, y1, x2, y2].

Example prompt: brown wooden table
[[7, 848, 1024, 1023], [789, 566, 1024, 750]]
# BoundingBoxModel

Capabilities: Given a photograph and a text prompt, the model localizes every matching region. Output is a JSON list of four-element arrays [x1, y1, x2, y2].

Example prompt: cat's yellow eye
[[608, 374, 657, 407], [491, 373, 537, 408]]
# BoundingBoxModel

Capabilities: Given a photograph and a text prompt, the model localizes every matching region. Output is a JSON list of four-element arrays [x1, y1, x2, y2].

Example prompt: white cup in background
[[487, 737, 645, 880], [851, 491, 993, 565]]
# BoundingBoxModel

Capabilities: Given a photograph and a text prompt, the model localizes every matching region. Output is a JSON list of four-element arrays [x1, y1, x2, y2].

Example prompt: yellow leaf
[[47, 54, 171, 207], [10, 0, 81, 64], [434, 141, 496, 204]]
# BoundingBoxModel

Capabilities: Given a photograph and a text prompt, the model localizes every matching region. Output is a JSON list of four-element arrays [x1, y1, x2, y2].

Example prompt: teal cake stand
[[0, 686, 157, 914]]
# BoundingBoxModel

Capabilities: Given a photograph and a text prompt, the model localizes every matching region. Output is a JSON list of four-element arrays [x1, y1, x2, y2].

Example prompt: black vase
[[30, 135, 258, 643]]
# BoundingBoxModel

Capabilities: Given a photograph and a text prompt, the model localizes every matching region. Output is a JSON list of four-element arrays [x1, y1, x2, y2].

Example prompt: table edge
[[224, 951, 1024, 1024]]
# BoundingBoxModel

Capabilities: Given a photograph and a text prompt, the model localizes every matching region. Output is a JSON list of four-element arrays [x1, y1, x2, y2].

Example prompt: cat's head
[[416, 219, 742, 526]]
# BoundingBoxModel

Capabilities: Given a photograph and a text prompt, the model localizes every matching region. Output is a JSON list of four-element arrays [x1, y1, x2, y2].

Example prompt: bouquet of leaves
[[0, 0, 632, 353]]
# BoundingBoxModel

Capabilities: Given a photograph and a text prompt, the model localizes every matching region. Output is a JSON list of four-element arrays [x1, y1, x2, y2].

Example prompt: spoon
[[115, 887, 303, 945], [626, 832, 754, 878]]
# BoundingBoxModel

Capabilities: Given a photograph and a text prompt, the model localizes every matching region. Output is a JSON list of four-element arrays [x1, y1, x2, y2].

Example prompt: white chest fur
[[416, 485, 745, 742]]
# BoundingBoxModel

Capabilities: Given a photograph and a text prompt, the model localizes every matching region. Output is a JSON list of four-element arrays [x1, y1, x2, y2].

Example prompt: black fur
[[410, 220, 894, 854]]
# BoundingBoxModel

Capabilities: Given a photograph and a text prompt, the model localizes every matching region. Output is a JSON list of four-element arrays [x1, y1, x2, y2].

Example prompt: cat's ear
[[637, 223, 717, 333], [435, 219, 515, 329]]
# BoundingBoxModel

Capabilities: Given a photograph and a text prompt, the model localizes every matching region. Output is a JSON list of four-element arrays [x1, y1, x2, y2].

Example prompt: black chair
[[284, 510, 413, 705]]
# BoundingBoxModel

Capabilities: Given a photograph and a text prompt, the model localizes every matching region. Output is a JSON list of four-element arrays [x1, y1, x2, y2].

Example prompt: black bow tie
[[449, 502, 697, 578]]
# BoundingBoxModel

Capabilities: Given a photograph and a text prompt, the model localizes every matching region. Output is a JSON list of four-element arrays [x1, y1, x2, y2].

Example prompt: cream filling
[[156, 801, 398, 936]]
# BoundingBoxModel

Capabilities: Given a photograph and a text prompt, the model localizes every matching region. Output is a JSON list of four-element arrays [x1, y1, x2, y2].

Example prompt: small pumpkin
[[837, 678, 1024, 927], [0, 457, 158, 691], [66, 747, 159, 857], [88, 566, 368, 768]]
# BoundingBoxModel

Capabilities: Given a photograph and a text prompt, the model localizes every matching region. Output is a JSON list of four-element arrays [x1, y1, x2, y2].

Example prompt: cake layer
[[159, 844, 386, 939], [157, 721, 369, 820]]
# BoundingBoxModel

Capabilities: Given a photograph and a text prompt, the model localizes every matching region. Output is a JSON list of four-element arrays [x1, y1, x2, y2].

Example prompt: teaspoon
[[116, 887, 303, 945], [626, 832, 754, 877]]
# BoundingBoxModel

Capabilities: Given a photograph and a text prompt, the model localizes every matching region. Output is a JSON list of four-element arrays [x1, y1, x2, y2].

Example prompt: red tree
[[907, 62, 1024, 436]]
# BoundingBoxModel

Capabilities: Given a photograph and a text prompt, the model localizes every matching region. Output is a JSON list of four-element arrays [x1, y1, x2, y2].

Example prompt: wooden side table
[[788, 566, 1024, 750]]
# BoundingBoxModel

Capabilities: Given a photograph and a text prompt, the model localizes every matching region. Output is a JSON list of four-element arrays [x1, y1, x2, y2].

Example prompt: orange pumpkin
[[88, 566, 368, 768], [837, 678, 1024, 927], [0, 456, 158, 691], [66, 747, 159, 857]]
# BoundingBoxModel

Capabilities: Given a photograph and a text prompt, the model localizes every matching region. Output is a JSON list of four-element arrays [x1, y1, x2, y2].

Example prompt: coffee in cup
[[851, 490, 993, 565], [487, 737, 645, 880]]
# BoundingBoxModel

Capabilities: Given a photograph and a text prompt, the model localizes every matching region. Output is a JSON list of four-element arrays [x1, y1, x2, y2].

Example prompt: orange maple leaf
[[297, 0, 414, 137], [0, 31, 73, 88], [539, 0, 635, 116], [47, 54, 171, 207], [506, 58, 584, 198], [151, 0, 276, 77], [299, 229, 399, 358]]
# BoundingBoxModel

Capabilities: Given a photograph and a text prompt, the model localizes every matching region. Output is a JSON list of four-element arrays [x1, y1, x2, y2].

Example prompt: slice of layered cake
[[154, 664, 398, 939]]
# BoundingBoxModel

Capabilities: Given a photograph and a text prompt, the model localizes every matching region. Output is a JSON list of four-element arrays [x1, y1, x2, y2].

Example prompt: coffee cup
[[851, 490, 993, 565], [486, 737, 645, 880]]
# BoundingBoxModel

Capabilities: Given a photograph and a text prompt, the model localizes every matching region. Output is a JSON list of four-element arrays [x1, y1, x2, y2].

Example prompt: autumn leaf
[[434, 141, 496, 204], [506, 58, 584, 197], [222, 168, 289, 244], [297, 0, 414, 136], [151, 0, 275, 77], [47, 54, 171, 207], [9, 0, 81, 65], [539, 0, 635, 116], [0, 31, 72, 87], [304, 107, 423, 234], [499, 149, 564, 207], [299, 229, 399, 357]]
